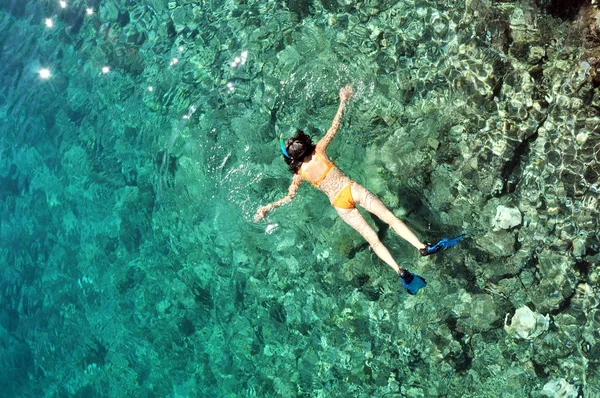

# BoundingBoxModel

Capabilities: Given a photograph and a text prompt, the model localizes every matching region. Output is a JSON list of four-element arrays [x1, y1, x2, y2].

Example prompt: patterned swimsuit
[[300, 151, 356, 209]]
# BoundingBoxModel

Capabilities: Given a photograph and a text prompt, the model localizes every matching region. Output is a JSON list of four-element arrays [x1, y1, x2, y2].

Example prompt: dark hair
[[283, 130, 315, 174]]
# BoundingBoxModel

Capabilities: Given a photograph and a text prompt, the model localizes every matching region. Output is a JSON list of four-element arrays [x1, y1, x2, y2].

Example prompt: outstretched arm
[[316, 85, 353, 152], [254, 174, 303, 221]]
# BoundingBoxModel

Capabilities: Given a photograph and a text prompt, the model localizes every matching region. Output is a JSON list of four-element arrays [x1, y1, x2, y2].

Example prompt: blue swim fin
[[420, 234, 465, 256], [400, 270, 427, 295]]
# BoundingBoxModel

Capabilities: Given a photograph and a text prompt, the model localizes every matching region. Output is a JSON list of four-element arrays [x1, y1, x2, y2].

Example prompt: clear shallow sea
[[1, 0, 599, 397]]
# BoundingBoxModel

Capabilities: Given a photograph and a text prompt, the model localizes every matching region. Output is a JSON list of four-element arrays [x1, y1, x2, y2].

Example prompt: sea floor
[[1, 0, 599, 397]]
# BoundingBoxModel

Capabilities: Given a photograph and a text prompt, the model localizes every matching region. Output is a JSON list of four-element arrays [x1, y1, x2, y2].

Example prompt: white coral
[[504, 305, 549, 340], [540, 378, 577, 398], [492, 205, 522, 231]]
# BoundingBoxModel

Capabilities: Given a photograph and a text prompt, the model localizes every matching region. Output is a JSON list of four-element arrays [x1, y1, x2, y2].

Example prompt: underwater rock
[[504, 305, 549, 340], [573, 283, 600, 351], [582, 3, 600, 87], [477, 230, 516, 258], [456, 293, 501, 332], [492, 205, 522, 231], [425, 165, 460, 213], [170, 4, 197, 33], [590, 256, 600, 283], [509, 6, 540, 45], [540, 378, 578, 398], [99, 2, 119, 21], [530, 250, 577, 311], [528, 46, 546, 64], [0, 325, 33, 393], [572, 238, 586, 258]]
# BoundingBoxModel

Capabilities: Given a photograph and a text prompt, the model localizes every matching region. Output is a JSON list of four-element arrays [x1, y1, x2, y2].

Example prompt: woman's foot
[[398, 269, 427, 295], [419, 235, 465, 256]]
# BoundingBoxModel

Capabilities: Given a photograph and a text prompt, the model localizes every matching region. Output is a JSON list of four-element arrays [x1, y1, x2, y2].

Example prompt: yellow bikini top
[[300, 151, 334, 186]]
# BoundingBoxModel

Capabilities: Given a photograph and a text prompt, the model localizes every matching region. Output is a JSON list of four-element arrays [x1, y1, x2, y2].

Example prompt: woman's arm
[[254, 174, 303, 221], [316, 85, 353, 152]]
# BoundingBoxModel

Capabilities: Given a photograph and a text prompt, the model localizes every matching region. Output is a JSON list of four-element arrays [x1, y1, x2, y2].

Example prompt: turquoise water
[[1, 0, 599, 396]]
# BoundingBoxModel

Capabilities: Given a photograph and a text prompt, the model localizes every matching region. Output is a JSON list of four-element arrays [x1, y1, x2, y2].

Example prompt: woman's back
[[299, 150, 352, 203]]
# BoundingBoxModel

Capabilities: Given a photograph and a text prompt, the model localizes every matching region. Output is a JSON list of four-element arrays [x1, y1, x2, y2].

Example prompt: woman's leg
[[350, 183, 425, 251], [334, 207, 402, 274]]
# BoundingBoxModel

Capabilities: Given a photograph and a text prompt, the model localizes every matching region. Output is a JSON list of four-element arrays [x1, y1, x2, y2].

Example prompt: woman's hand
[[254, 206, 268, 222], [339, 85, 353, 102]]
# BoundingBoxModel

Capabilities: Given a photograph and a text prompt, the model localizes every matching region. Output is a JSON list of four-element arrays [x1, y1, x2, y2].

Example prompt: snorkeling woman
[[254, 85, 463, 295]]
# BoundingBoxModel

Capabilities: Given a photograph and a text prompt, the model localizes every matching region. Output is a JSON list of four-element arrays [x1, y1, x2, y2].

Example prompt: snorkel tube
[[280, 134, 291, 158]]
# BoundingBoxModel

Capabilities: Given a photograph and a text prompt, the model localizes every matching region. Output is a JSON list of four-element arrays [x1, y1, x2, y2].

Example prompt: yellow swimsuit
[[300, 152, 356, 209]]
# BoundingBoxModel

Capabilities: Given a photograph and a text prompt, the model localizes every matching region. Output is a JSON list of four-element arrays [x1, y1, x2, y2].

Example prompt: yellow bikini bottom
[[331, 182, 355, 209]]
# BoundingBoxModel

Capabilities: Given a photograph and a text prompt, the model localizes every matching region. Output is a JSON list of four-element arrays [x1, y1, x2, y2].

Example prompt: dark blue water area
[[1, 0, 600, 397]]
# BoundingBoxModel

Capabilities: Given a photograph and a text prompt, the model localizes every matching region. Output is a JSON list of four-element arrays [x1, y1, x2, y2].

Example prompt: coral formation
[[492, 205, 522, 230], [541, 378, 578, 398], [504, 305, 550, 340]]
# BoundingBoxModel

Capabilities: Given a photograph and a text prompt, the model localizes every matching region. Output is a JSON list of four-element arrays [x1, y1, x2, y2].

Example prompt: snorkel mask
[[280, 134, 291, 158]]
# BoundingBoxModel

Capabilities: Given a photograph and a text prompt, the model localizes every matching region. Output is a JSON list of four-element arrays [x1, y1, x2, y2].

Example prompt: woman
[[254, 85, 462, 295]]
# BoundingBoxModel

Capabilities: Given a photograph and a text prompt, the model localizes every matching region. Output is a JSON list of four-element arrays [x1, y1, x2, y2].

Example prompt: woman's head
[[282, 130, 315, 174]]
